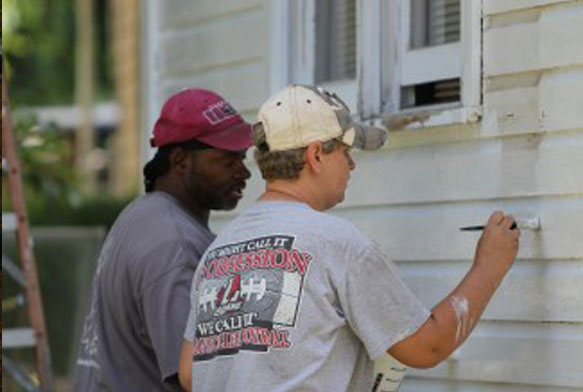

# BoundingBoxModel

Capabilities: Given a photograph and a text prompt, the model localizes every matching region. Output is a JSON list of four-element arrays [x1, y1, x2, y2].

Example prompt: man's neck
[[178, 195, 211, 228], [261, 180, 324, 211], [154, 184, 210, 228]]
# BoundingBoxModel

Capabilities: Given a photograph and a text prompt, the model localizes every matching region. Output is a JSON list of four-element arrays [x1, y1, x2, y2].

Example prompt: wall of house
[[143, 0, 583, 390]]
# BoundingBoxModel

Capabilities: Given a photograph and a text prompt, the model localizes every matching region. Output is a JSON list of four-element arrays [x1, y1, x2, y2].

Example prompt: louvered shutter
[[428, 0, 461, 46], [411, 0, 460, 48], [315, 0, 356, 83]]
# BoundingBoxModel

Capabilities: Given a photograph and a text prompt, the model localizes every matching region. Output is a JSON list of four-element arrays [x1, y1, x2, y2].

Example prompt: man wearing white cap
[[179, 85, 519, 391]]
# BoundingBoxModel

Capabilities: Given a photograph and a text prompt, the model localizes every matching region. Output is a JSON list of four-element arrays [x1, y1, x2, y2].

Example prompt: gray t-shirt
[[184, 201, 430, 391], [75, 192, 215, 391]]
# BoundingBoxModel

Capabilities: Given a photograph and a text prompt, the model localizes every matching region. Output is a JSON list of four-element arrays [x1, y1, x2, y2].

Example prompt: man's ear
[[168, 147, 190, 174], [305, 142, 323, 174]]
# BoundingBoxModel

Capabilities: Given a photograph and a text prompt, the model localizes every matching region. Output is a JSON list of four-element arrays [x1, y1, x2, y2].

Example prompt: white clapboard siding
[[160, 0, 262, 29], [160, 9, 265, 77], [484, 67, 583, 137], [406, 321, 583, 389], [484, 2, 583, 76], [399, 259, 582, 322], [344, 130, 583, 206], [484, 0, 573, 15], [334, 197, 583, 261], [161, 60, 268, 115]]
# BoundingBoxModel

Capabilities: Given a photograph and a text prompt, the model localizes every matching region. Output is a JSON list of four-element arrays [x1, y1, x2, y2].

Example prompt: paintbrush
[[460, 218, 540, 231]]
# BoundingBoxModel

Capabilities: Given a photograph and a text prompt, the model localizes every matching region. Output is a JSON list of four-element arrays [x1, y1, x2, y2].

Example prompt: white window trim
[[359, 0, 482, 129], [401, 42, 461, 86], [269, 0, 358, 112]]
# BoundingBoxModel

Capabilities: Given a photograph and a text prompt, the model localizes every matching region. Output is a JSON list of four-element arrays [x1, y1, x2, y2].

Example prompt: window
[[269, 0, 358, 111], [402, 0, 461, 109], [359, 0, 481, 127], [315, 0, 357, 84]]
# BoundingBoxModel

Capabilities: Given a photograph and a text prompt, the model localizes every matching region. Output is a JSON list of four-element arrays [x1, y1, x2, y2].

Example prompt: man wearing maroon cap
[[74, 88, 253, 391]]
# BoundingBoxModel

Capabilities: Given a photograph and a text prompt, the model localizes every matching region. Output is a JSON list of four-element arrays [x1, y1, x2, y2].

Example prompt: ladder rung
[[2, 212, 17, 232], [2, 255, 27, 287], [2, 328, 37, 349], [1, 354, 41, 392]]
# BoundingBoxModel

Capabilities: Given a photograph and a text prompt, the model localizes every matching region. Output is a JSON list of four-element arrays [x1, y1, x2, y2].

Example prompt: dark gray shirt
[[75, 192, 214, 391]]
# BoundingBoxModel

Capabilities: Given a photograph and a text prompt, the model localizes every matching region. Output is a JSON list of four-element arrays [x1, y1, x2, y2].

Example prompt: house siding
[[144, 0, 583, 390]]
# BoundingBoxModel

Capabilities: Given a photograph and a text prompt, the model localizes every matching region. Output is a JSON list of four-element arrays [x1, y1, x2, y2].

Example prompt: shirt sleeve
[[336, 243, 431, 360], [140, 257, 195, 386]]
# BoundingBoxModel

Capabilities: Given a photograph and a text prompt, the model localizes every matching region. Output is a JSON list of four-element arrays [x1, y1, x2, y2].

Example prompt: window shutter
[[411, 0, 460, 48], [404, 0, 461, 108], [315, 0, 356, 83], [428, 0, 460, 46]]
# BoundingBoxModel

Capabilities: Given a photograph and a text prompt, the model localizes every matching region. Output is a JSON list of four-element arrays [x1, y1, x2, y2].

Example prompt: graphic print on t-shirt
[[193, 235, 312, 361]]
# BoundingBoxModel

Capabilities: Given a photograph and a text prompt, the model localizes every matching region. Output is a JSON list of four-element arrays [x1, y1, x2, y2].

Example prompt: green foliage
[[16, 115, 81, 202], [2, 0, 112, 106], [2, 115, 135, 229], [3, 0, 76, 105], [28, 194, 134, 229], [2, 114, 80, 211]]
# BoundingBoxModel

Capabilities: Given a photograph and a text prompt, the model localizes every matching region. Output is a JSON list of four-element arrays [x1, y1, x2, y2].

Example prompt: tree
[[2, 0, 112, 106]]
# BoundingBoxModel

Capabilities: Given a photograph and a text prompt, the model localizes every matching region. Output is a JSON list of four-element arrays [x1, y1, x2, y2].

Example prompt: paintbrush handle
[[460, 221, 518, 231]]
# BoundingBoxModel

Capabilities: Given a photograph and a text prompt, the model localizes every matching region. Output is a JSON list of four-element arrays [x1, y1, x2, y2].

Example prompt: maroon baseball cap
[[150, 88, 253, 151]]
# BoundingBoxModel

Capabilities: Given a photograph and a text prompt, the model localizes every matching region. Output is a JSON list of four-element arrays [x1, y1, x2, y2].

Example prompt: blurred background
[[2, 0, 138, 390]]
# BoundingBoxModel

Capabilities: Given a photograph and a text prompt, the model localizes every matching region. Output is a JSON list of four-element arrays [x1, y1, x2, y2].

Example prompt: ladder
[[2, 58, 54, 391]]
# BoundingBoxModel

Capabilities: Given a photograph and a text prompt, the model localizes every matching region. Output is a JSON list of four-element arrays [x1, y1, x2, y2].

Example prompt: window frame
[[268, 0, 358, 112], [359, 0, 482, 128]]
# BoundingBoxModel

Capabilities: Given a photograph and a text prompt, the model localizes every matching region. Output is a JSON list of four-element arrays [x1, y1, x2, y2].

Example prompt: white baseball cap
[[254, 84, 387, 152]]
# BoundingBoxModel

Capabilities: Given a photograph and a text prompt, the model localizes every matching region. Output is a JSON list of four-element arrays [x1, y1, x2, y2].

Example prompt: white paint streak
[[451, 295, 470, 344]]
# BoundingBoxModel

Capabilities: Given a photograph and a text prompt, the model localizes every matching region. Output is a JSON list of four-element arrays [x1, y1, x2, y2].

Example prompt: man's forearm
[[389, 258, 510, 368], [426, 260, 507, 360]]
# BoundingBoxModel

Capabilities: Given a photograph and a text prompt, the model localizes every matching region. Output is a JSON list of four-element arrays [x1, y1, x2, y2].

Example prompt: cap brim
[[196, 122, 254, 151], [342, 123, 388, 151]]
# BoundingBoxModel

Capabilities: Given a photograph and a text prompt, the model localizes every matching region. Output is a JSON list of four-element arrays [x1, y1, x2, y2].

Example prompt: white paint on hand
[[451, 295, 469, 344]]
